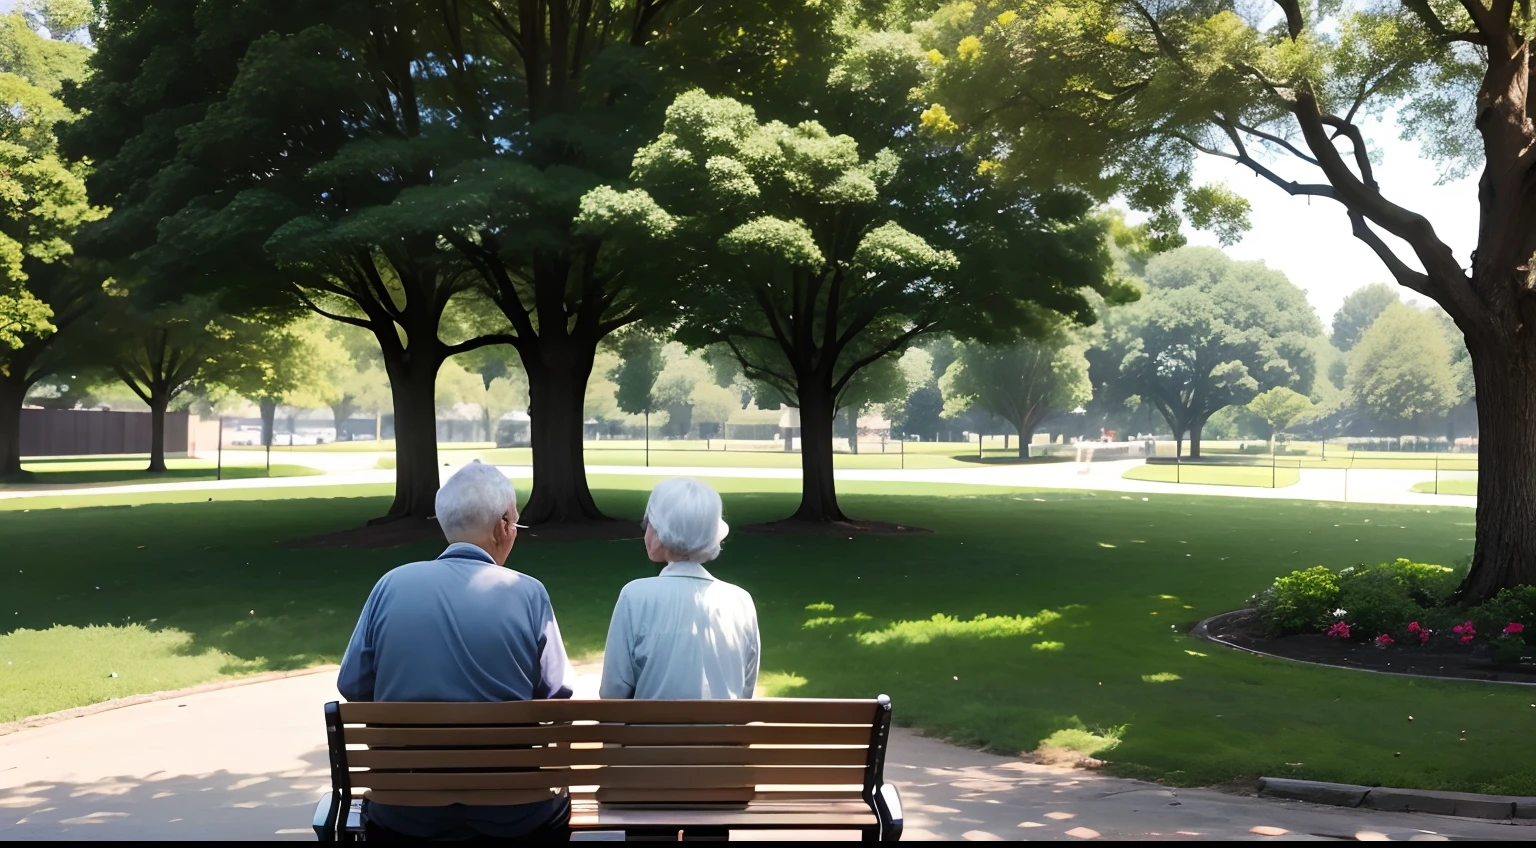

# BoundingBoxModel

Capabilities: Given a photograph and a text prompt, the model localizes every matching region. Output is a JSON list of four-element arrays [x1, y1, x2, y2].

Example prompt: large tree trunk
[[846, 406, 859, 455], [1459, 339, 1536, 599], [147, 395, 169, 473], [0, 372, 28, 477], [1188, 419, 1205, 459], [792, 379, 847, 522], [259, 398, 277, 447], [377, 354, 443, 523], [521, 338, 606, 524]]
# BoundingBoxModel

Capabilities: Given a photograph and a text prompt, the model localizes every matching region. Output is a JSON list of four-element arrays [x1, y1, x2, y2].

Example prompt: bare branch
[[1320, 115, 1378, 189], [292, 288, 373, 330], [443, 334, 518, 357], [1233, 121, 1319, 165], [1347, 211, 1434, 298]]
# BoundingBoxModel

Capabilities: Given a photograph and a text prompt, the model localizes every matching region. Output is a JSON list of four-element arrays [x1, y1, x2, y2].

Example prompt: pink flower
[[1505, 622, 1525, 635], [1375, 633, 1394, 648], [1453, 621, 1476, 644], [1408, 622, 1422, 634], [1326, 621, 1351, 639]]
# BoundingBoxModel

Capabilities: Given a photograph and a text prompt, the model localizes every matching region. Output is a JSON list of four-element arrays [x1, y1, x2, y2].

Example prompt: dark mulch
[[1203, 609, 1536, 685], [737, 519, 932, 536]]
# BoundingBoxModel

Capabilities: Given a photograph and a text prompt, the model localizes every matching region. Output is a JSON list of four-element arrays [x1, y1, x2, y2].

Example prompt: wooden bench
[[312, 696, 903, 841]]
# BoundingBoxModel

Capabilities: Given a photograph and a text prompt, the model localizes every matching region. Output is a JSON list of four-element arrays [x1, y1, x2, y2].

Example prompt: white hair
[[644, 477, 730, 563], [435, 461, 517, 540]]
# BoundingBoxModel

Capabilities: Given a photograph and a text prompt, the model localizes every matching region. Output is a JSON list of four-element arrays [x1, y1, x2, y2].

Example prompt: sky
[[1178, 116, 1479, 328]]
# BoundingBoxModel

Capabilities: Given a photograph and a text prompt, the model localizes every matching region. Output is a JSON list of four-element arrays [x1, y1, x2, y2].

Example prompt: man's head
[[435, 461, 522, 564], [642, 477, 729, 564]]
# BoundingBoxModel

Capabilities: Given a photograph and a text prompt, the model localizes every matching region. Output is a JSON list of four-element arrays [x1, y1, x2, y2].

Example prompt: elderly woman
[[599, 477, 760, 700]]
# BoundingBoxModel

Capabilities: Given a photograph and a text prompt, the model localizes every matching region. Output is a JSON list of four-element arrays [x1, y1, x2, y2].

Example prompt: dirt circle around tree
[[1194, 609, 1536, 686]]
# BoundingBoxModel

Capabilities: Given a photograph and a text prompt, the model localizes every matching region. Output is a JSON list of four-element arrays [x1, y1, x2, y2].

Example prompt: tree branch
[[1347, 211, 1435, 298], [292, 288, 373, 330]]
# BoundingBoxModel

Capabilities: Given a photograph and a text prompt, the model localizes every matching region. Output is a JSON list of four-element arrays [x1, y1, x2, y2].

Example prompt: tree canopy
[[1347, 303, 1458, 435], [1112, 247, 1320, 458], [1332, 283, 1400, 352], [940, 323, 1093, 458]]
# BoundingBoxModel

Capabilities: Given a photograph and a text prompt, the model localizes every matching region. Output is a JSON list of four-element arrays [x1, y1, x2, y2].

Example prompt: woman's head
[[642, 477, 730, 564]]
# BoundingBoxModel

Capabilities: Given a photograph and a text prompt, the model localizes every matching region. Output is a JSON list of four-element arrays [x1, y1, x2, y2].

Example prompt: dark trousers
[[362, 801, 571, 841]]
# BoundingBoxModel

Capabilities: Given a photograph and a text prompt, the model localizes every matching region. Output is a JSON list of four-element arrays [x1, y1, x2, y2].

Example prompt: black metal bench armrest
[[877, 783, 903, 841]]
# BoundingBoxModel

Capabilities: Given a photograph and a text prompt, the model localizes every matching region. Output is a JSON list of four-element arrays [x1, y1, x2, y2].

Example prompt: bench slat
[[349, 746, 868, 769], [358, 765, 866, 791], [359, 789, 869, 807], [338, 699, 880, 726], [345, 723, 873, 748]]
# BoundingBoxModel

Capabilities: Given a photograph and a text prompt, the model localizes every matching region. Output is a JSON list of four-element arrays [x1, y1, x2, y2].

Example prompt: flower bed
[[1220, 560, 1536, 683]]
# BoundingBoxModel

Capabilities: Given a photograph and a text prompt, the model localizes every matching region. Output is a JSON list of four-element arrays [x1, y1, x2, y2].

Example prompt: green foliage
[[1369, 559, 1461, 608], [1255, 565, 1339, 636], [856, 610, 1061, 646], [1246, 387, 1315, 440], [1336, 568, 1421, 640], [610, 331, 665, 417], [1469, 587, 1536, 644], [1346, 303, 1459, 432], [1331, 283, 1400, 352], [1112, 247, 1320, 452], [939, 322, 1092, 440]]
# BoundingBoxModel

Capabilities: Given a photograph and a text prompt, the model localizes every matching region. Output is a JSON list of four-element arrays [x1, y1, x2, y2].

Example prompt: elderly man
[[600, 477, 759, 700], [338, 460, 574, 841]]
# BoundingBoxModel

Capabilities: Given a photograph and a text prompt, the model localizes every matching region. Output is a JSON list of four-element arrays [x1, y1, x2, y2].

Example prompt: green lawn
[[466, 442, 1047, 470], [3, 457, 322, 488], [1411, 477, 1478, 496], [1122, 463, 1301, 488], [4, 478, 1529, 794]]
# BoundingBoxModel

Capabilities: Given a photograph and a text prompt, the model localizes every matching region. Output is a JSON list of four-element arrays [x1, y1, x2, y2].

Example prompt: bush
[[1256, 566, 1340, 636], [1470, 586, 1536, 645], [1337, 568, 1421, 639], [1371, 559, 1461, 607]]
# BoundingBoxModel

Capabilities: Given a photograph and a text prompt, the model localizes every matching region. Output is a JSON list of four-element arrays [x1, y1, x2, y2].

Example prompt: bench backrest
[[325, 697, 892, 807]]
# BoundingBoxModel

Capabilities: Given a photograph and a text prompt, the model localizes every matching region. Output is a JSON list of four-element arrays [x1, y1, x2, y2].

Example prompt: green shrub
[[1370, 559, 1461, 607], [1337, 568, 1421, 639], [1470, 586, 1536, 644], [1490, 633, 1527, 665], [1256, 566, 1340, 636]]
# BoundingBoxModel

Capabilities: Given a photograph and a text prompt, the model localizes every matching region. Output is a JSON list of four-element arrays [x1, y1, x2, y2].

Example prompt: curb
[[0, 664, 340, 738], [1259, 777, 1536, 821], [1192, 609, 1536, 688]]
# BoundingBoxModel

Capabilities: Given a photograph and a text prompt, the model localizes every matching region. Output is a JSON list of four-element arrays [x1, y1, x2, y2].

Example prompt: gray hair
[[435, 460, 517, 539], [644, 477, 730, 563]]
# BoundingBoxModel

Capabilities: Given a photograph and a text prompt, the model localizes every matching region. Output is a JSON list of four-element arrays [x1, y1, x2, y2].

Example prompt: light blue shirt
[[337, 542, 574, 839], [338, 543, 574, 703], [600, 562, 760, 700]]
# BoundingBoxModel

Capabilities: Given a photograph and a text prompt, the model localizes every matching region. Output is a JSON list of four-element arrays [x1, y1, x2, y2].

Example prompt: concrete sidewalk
[[1, 666, 1528, 841]]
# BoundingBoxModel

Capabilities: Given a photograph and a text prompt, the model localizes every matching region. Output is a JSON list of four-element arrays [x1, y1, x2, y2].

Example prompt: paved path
[[2, 666, 1529, 841], [0, 458, 1477, 510]]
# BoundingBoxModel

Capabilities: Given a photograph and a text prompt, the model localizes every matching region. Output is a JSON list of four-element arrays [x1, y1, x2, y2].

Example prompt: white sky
[[1178, 114, 1479, 326]]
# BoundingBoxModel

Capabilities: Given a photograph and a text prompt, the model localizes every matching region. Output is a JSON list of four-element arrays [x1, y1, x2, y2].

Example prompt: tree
[[61, 1, 511, 524], [1331, 283, 1401, 352], [0, 3, 101, 476], [925, 0, 1536, 596], [611, 332, 665, 430], [1247, 387, 1316, 447], [1347, 304, 1458, 435], [589, 70, 1122, 520], [1113, 248, 1319, 458], [99, 294, 248, 471], [940, 325, 1093, 458]]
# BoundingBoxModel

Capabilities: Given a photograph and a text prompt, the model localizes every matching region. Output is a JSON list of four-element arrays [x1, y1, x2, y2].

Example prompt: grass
[[1122, 463, 1301, 488], [3, 457, 321, 488], [1411, 477, 1478, 496], [4, 477, 1531, 795]]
